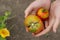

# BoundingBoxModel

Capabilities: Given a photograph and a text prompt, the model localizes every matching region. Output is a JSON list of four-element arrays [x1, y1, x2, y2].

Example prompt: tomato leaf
[[0, 16, 4, 23], [0, 11, 11, 29], [3, 11, 11, 23], [0, 23, 6, 29]]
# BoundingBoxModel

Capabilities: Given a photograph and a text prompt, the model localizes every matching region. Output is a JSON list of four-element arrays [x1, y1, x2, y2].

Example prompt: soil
[[0, 0, 60, 40]]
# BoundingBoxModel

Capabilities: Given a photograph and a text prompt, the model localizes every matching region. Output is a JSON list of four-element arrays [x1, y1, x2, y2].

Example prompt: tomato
[[24, 15, 44, 34], [37, 8, 49, 20]]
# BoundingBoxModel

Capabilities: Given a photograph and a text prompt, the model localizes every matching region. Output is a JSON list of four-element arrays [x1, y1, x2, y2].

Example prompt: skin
[[24, 0, 60, 37], [51, 0, 60, 33]]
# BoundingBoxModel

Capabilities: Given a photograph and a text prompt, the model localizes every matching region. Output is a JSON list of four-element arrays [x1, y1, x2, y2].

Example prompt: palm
[[34, 1, 60, 37]]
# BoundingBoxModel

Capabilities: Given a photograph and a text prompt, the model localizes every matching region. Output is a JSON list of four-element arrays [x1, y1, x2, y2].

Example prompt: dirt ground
[[0, 0, 60, 40]]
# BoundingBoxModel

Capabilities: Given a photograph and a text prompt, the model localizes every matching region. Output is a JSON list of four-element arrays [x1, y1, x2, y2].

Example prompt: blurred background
[[0, 0, 60, 40]]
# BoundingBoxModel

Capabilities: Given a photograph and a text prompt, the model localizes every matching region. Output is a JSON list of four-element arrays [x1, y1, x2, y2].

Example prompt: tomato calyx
[[42, 9, 47, 13], [28, 22, 39, 28]]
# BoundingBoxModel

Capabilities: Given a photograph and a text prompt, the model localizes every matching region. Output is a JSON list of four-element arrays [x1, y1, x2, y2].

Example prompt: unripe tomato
[[24, 15, 44, 34]]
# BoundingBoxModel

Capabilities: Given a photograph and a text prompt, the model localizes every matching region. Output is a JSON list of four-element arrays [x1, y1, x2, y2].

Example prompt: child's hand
[[33, 0, 60, 37], [25, 0, 51, 18], [50, 0, 60, 33], [24, 0, 51, 37]]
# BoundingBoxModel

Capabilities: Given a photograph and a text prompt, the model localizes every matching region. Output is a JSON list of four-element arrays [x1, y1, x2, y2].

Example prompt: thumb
[[26, 27, 29, 32], [24, 5, 33, 18]]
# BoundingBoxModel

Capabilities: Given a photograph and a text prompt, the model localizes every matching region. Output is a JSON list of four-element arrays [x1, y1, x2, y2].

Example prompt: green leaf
[[0, 36, 6, 40], [0, 16, 4, 23], [0, 23, 6, 29], [3, 11, 11, 22], [5, 11, 11, 17], [0, 11, 11, 29]]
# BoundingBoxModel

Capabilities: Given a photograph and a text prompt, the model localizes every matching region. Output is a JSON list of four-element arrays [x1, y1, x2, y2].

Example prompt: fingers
[[25, 5, 33, 18], [45, 20, 49, 28], [33, 26, 51, 37], [52, 5, 60, 33], [33, 18, 55, 37], [26, 27, 29, 32], [53, 18, 60, 33]]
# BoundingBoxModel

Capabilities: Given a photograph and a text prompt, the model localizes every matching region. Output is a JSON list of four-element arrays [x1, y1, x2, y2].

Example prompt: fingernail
[[25, 16, 26, 18], [54, 30, 56, 33], [26, 30, 29, 32], [25, 15, 27, 18]]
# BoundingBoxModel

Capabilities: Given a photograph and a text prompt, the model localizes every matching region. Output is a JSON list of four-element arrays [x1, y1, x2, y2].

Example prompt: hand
[[25, 0, 51, 18], [50, 1, 60, 33], [24, 0, 51, 37], [33, 0, 60, 37]]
